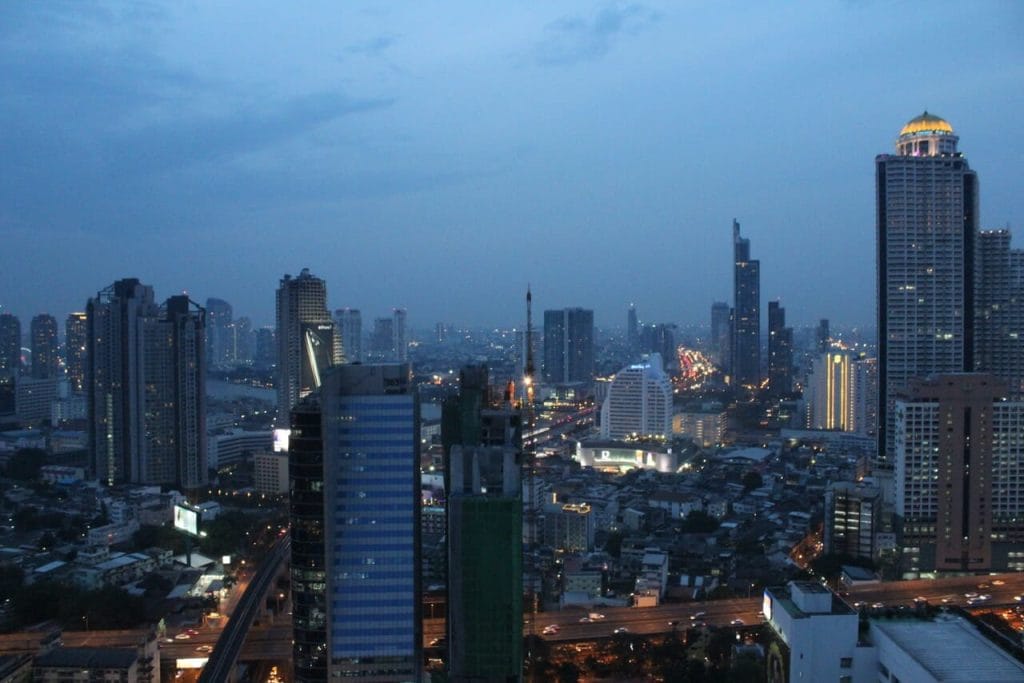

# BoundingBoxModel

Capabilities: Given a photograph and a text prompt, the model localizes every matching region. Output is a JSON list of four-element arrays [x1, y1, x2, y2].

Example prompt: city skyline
[[1, 2, 1021, 328]]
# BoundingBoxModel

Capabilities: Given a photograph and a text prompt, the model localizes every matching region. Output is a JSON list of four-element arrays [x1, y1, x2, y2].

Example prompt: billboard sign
[[173, 504, 200, 537]]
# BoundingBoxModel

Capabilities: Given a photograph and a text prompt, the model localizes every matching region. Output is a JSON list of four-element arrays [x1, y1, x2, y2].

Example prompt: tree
[[680, 510, 720, 533], [741, 470, 763, 493], [0, 565, 24, 603]]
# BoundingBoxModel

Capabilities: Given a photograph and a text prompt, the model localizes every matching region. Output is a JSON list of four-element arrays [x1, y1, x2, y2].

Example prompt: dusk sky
[[2, 1, 1022, 331]]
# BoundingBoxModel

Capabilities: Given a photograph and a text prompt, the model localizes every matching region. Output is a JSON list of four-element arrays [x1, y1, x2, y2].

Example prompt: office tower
[[372, 317, 394, 358], [230, 316, 253, 365], [276, 268, 338, 420], [731, 220, 760, 387], [392, 308, 407, 362], [289, 363, 421, 682], [824, 480, 880, 561], [877, 112, 977, 464], [542, 308, 594, 385], [442, 365, 523, 682], [0, 313, 21, 375], [205, 298, 232, 368], [255, 327, 276, 370], [816, 319, 830, 352], [30, 314, 59, 379], [851, 356, 878, 438], [639, 323, 678, 373], [87, 280, 207, 489], [975, 228, 1024, 396], [600, 353, 673, 440], [710, 302, 731, 370], [805, 351, 854, 431], [333, 308, 362, 363], [627, 304, 639, 356], [896, 374, 1024, 573], [767, 300, 793, 395], [65, 313, 88, 393]]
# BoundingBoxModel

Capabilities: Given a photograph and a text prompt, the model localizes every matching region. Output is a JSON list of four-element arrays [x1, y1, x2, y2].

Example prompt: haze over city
[[2, 1, 1022, 327]]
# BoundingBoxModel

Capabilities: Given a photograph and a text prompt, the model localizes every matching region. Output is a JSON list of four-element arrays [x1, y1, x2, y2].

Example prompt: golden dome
[[899, 111, 954, 136]]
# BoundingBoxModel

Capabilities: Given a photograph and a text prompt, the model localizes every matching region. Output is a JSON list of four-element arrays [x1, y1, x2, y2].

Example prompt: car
[[174, 633, 190, 640], [613, 627, 629, 634], [542, 625, 560, 635], [965, 592, 979, 599], [978, 583, 992, 590], [941, 596, 953, 603], [913, 596, 928, 603], [578, 616, 592, 623], [668, 620, 680, 627], [992, 579, 1006, 586], [730, 619, 745, 626], [429, 637, 446, 648], [195, 645, 213, 653], [1014, 595, 1022, 602], [186, 629, 199, 636], [691, 611, 707, 620], [589, 613, 606, 620]]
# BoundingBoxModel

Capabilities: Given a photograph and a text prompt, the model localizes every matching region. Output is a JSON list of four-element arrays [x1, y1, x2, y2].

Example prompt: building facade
[[731, 220, 760, 387], [290, 363, 421, 682], [767, 300, 793, 395], [542, 308, 595, 386], [87, 280, 207, 489], [877, 112, 977, 464], [30, 314, 59, 379], [600, 353, 672, 440], [334, 308, 362, 363], [276, 268, 338, 421], [896, 373, 1024, 573], [0, 313, 21, 375], [65, 312, 88, 393]]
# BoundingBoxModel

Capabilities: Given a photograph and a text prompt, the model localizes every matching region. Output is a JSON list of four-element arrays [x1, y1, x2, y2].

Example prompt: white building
[[254, 450, 289, 494], [600, 353, 672, 440]]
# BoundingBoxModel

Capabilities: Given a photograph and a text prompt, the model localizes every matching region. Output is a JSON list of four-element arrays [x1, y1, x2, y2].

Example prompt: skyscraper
[[600, 353, 673, 440], [0, 313, 21, 375], [542, 308, 594, 386], [276, 268, 338, 420], [289, 363, 421, 681], [30, 314, 59, 379], [974, 228, 1024, 396], [627, 304, 639, 357], [392, 308, 407, 363], [816, 319, 830, 353], [205, 298, 233, 368], [334, 308, 362, 362], [877, 112, 977, 464], [372, 317, 394, 359], [87, 280, 206, 489], [442, 365, 523, 682], [805, 351, 855, 431], [710, 301, 731, 370], [65, 312, 88, 393], [767, 300, 793, 395], [731, 220, 760, 387]]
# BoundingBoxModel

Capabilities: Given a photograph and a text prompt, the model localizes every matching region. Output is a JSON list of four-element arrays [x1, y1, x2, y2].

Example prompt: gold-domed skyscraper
[[877, 112, 977, 466]]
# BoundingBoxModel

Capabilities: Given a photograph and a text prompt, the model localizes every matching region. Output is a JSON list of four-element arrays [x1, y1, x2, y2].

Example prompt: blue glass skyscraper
[[291, 362, 421, 682]]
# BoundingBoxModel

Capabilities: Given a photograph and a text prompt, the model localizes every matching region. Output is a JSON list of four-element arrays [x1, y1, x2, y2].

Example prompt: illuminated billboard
[[273, 428, 291, 453], [173, 504, 200, 537], [300, 322, 335, 396]]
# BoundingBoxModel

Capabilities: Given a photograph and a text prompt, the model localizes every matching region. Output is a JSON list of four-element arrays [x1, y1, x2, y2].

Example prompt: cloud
[[535, 2, 660, 66], [345, 34, 399, 56]]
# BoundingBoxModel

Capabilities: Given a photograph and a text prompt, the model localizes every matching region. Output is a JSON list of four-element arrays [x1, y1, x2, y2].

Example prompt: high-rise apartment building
[[851, 356, 878, 438], [542, 308, 594, 386], [0, 313, 21, 375], [205, 298, 233, 368], [896, 374, 1024, 573], [816, 319, 830, 353], [710, 301, 731, 371], [877, 112, 977, 464], [334, 308, 362, 362], [639, 323, 677, 373], [442, 365, 523, 683], [731, 220, 760, 387], [65, 313, 88, 393], [975, 228, 1024, 396], [767, 300, 793, 395], [229, 316, 254, 365], [289, 363, 421, 681], [806, 351, 855, 431], [255, 327, 276, 370], [276, 268, 338, 420], [87, 280, 206, 489], [372, 317, 394, 359], [30, 314, 59, 379], [600, 353, 673, 440]]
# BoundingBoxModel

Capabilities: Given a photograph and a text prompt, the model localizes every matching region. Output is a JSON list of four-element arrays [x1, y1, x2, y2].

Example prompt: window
[[840, 657, 852, 669]]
